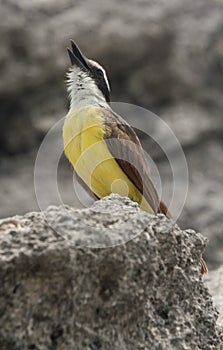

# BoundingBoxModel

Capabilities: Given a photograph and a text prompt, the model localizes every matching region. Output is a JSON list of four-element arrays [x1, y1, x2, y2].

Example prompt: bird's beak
[[67, 40, 89, 71]]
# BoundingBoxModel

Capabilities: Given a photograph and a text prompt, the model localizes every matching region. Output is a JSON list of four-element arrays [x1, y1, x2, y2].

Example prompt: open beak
[[67, 40, 89, 71]]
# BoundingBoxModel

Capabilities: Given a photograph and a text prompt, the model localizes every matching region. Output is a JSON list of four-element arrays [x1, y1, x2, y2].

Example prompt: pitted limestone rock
[[0, 195, 222, 349]]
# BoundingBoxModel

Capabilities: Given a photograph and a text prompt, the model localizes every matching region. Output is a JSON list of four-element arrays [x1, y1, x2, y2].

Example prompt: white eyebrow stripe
[[102, 67, 110, 92], [88, 59, 110, 92]]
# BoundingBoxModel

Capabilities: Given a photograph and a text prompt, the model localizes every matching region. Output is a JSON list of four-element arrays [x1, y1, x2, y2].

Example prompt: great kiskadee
[[63, 40, 207, 274]]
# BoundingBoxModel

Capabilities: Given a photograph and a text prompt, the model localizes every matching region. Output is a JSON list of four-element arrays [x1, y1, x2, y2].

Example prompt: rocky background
[[0, 195, 222, 349], [0, 0, 223, 269]]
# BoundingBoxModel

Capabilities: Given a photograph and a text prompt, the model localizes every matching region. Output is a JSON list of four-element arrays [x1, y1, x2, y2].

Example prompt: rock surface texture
[[0, 195, 222, 350], [206, 266, 223, 328]]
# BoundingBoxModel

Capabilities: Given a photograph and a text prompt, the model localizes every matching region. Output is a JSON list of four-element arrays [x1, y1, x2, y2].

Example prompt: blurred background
[[0, 0, 222, 269]]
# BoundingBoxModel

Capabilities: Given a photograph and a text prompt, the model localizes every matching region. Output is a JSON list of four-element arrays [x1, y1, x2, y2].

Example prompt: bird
[[63, 40, 207, 274]]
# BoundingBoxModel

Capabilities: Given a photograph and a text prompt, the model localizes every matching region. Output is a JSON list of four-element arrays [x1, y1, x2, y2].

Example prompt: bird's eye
[[97, 69, 104, 76]]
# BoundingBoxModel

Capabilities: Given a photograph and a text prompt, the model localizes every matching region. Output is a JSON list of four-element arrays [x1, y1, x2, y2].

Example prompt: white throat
[[67, 68, 109, 111]]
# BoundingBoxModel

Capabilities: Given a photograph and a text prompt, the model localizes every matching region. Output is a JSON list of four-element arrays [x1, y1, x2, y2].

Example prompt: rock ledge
[[0, 195, 222, 349]]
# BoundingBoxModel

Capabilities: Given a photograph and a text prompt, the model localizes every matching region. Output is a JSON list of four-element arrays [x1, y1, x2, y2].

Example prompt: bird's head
[[67, 40, 111, 108]]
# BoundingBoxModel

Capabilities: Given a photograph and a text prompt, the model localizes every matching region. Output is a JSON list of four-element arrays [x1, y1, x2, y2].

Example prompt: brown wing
[[103, 109, 207, 273], [103, 108, 162, 214], [158, 199, 173, 220]]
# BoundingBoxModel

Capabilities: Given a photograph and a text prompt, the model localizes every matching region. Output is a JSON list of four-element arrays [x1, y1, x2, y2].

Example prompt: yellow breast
[[63, 106, 154, 213]]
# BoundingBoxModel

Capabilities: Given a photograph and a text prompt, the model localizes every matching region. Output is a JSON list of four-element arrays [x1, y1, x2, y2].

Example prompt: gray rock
[[0, 194, 222, 350], [206, 266, 223, 327], [156, 104, 223, 269]]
